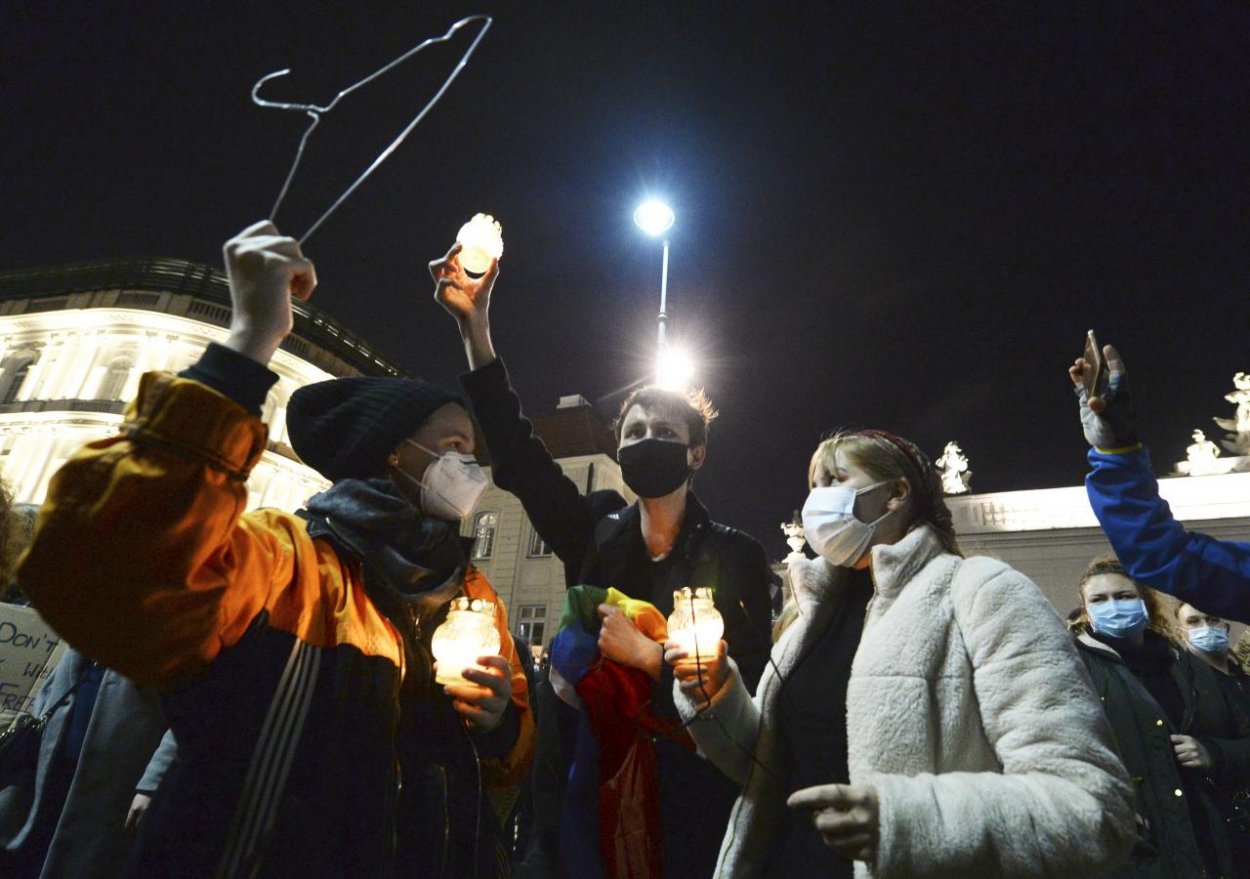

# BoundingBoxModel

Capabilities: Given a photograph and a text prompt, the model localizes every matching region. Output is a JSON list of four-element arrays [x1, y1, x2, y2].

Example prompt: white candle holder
[[667, 587, 724, 662], [456, 213, 504, 275], [431, 596, 501, 685]]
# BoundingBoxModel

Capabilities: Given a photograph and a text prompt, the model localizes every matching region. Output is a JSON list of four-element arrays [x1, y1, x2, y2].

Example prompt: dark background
[[4, 2, 1249, 557]]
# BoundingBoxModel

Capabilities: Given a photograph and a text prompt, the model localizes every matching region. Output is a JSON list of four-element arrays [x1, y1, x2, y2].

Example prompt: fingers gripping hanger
[[251, 14, 493, 245]]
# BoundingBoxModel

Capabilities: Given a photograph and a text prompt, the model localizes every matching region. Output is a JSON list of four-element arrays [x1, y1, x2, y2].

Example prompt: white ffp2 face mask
[[801, 481, 893, 567], [398, 440, 488, 521]]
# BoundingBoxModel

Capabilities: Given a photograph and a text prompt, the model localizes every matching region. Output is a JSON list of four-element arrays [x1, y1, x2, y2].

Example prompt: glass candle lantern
[[431, 596, 501, 685], [455, 213, 504, 275], [667, 587, 724, 662]]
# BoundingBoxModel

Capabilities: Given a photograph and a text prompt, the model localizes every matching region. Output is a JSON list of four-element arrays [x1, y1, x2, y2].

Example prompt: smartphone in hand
[[1083, 329, 1110, 411]]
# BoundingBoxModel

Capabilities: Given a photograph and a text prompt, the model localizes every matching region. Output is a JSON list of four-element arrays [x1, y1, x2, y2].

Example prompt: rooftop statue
[[1185, 429, 1223, 476], [1175, 373, 1250, 474], [781, 512, 807, 563], [936, 441, 972, 495], [1213, 371, 1250, 455]]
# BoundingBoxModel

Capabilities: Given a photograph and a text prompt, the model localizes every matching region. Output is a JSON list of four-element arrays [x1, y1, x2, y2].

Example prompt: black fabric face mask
[[618, 438, 691, 498]]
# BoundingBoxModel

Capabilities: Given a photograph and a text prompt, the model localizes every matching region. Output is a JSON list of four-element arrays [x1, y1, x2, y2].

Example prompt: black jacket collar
[[596, 491, 712, 559]]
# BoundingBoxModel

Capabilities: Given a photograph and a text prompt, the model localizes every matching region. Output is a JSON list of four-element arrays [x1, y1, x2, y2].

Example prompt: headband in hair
[[843, 428, 961, 555], [852, 429, 941, 517]]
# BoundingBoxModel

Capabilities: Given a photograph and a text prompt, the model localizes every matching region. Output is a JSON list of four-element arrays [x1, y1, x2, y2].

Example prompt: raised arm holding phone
[[1071, 338, 1250, 623]]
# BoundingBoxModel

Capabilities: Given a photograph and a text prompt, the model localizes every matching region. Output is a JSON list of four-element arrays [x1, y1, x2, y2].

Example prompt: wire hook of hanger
[[251, 14, 493, 245]]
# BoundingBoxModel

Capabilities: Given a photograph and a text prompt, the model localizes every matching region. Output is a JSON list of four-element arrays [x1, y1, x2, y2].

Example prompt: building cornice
[[0, 257, 409, 380], [948, 469, 1250, 534]]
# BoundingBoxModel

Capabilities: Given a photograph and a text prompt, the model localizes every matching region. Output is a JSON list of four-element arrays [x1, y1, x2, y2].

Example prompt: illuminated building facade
[[0, 258, 407, 509]]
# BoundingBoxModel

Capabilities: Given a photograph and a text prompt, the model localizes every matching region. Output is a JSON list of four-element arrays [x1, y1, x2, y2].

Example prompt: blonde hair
[[771, 598, 801, 643], [810, 430, 962, 557], [1233, 630, 1250, 674], [774, 430, 961, 641]]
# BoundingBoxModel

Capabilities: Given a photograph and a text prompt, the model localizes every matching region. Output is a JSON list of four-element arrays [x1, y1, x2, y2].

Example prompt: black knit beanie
[[286, 377, 463, 482]]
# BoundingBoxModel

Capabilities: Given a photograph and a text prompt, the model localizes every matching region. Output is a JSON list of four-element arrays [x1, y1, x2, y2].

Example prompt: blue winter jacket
[[1086, 446, 1250, 622]]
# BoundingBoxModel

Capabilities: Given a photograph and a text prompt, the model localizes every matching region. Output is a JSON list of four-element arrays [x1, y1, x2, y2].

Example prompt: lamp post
[[633, 199, 676, 353]]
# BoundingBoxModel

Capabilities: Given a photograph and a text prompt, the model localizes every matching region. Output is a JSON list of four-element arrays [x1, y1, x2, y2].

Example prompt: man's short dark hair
[[613, 386, 718, 448]]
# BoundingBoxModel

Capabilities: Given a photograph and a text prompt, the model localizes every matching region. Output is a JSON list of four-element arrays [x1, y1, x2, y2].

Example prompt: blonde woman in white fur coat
[[666, 429, 1137, 878]]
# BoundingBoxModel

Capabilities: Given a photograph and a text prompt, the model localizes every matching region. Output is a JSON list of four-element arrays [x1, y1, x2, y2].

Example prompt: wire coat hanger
[[251, 14, 493, 244]]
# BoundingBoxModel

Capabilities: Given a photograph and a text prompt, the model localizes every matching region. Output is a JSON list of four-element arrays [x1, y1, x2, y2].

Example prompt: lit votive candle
[[456, 213, 504, 275]]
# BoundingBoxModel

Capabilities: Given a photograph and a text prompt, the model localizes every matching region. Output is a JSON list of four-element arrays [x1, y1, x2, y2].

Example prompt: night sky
[[5, 3, 1250, 558]]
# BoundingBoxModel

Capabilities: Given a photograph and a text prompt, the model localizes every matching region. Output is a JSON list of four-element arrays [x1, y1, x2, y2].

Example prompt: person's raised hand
[[787, 783, 880, 863], [430, 242, 498, 326], [223, 221, 316, 365], [430, 241, 499, 370], [1068, 343, 1138, 450], [664, 637, 729, 707], [443, 653, 512, 734]]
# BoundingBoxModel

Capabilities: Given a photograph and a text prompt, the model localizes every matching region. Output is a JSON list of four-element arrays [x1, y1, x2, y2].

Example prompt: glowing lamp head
[[456, 213, 504, 275], [634, 200, 675, 237], [667, 587, 723, 662], [656, 345, 695, 391], [431, 596, 501, 685]]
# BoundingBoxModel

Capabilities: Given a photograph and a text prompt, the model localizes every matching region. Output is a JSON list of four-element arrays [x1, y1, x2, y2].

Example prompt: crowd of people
[[0, 222, 1246, 877]]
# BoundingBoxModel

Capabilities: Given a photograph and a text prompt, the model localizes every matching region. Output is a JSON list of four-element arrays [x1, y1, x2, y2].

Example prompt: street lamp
[[633, 199, 679, 384], [655, 344, 695, 391], [634, 199, 675, 238]]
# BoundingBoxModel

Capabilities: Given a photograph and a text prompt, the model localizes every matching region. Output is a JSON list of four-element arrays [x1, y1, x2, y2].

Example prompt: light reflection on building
[[0, 258, 407, 509]]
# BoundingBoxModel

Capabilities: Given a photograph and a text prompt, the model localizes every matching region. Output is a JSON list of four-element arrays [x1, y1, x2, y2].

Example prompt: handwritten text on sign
[[0, 604, 66, 729]]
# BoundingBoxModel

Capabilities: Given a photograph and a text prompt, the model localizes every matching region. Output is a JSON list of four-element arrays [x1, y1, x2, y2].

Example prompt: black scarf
[[302, 478, 468, 689], [1093, 628, 1184, 727]]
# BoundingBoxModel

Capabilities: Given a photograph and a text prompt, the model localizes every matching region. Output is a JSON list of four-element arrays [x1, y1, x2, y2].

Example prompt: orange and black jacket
[[18, 349, 534, 878]]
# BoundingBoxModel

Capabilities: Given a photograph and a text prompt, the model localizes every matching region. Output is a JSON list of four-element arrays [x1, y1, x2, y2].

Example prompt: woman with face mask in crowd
[[667, 429, 1137, 878], [1073, 560, 1250, 877]]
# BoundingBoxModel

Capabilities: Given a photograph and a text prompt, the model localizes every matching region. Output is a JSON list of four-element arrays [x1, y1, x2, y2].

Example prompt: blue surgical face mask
[[1187, 625, 1230, 656], [1087, 598, 1149, 640]]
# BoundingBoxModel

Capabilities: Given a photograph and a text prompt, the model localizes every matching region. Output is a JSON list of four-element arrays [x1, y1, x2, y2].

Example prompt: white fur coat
[[676, 524, 1135, 878]]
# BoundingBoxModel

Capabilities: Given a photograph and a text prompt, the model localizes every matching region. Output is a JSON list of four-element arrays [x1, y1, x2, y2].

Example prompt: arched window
[[471, 512, 498, 560]]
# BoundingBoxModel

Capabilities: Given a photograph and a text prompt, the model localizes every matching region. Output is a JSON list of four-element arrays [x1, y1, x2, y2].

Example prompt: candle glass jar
[[667, 587, 724, 662], [456, 213, 504, 275], [431, 596, 501, 685]]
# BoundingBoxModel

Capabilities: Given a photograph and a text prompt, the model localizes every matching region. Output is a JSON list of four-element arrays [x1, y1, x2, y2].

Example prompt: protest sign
[[0, 603, 66, 730]]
